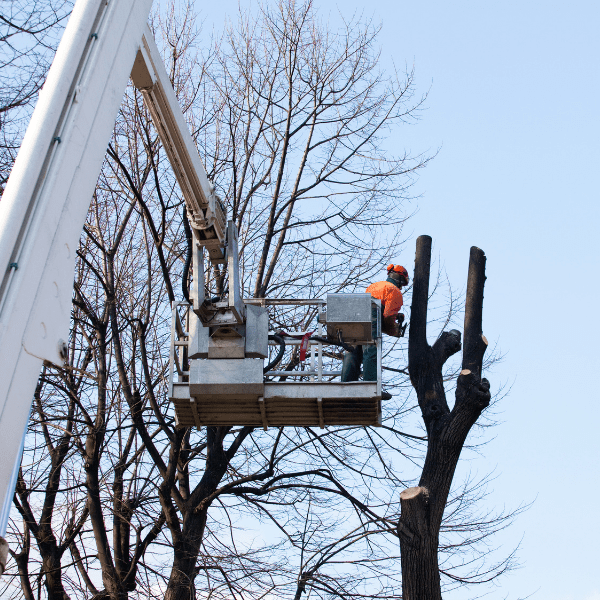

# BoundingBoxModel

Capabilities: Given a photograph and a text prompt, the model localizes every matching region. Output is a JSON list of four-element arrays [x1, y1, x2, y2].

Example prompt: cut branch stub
[[462, 246, 488, 377], [431, 329, 462, 369], [399, 486, 430, 542], [408, 235, 432, 377]]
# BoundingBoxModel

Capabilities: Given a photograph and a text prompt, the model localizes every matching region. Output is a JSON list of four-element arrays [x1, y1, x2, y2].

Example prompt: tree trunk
[[398, 487, 441, 599], [398, 236, 491, 600], [163, 512, 207, 600], [41, 550, 71, 600], [162, 426, 253, 600], [9, 534, 35, 600]]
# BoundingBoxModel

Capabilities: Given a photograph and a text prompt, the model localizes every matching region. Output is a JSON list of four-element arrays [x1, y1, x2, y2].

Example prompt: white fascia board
[[0, 0, 153, 531]]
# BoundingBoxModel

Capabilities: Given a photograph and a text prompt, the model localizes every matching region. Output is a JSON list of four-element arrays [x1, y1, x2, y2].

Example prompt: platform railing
[[168, 297, 382, 391], [168, 300, 191, 399]]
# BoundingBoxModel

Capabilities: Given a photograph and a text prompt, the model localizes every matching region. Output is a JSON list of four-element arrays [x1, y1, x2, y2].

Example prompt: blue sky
[[189, 0, 600, 597], [21, 0, 593, 595], [362, 0, 600, 597]]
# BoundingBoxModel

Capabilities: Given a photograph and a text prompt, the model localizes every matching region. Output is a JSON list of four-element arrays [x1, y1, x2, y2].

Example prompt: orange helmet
[[387, 264, 409, 284]]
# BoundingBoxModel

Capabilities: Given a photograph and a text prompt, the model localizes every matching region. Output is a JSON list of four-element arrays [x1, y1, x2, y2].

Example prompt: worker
[[341, 264, 409, 386]]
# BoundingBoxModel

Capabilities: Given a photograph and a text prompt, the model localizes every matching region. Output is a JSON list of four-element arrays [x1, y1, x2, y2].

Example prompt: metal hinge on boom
[[191, 220, 243, 326]]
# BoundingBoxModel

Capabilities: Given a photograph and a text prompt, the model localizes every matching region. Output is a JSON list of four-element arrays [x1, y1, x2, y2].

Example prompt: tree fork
[[399, 237, 491, 600]]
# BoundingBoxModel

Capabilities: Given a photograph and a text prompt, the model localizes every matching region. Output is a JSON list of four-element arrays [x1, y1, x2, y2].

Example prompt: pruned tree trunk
[[398, 236, 491, 600]]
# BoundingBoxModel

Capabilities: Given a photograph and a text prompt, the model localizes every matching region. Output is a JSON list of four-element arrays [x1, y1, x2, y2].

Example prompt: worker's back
[[342, 265, 408, 384], [366, 280, 403, 318]]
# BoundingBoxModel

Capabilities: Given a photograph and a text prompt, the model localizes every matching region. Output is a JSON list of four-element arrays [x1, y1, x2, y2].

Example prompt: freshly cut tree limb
[[399, 487, 430, 543], [463, 247, 488, 377]]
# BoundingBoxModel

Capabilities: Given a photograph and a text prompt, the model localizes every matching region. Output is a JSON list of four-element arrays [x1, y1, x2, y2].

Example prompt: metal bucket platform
[[168, 298, 383, 429], [171, 381, 381, 428]]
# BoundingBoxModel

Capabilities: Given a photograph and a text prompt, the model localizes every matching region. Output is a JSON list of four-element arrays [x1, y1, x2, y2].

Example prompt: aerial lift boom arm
[[130, 32, 226, 261], [0, 0, 220, 566]]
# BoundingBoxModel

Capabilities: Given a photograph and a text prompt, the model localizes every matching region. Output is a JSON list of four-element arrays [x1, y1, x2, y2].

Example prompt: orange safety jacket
[[365, 280, 403, 318]]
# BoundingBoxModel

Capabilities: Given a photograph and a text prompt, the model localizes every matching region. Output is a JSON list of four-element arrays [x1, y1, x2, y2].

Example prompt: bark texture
[[398, 237, 491, 600]]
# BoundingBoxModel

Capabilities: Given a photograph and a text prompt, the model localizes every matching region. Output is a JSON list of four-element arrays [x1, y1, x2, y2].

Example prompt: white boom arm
[[0, 0, 220, 554], [131, 29, 226, 261]]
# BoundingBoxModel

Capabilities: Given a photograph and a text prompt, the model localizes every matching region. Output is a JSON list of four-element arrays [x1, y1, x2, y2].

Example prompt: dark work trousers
[[340, 306, 380, 382]]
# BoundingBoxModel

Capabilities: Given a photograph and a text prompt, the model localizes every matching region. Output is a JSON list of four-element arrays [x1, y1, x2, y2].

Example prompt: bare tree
[[1, 2, 521, 599], [192, 0, 429, 302], [397, 236, 495, 599], [10, 372, 86, 600]]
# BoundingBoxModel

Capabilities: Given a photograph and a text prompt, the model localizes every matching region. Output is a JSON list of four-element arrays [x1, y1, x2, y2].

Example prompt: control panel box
[[326, 293, 380, 344]]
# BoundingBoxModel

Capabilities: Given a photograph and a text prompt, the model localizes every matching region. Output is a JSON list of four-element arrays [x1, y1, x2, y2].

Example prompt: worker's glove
[[396, 313, 407, 338]]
